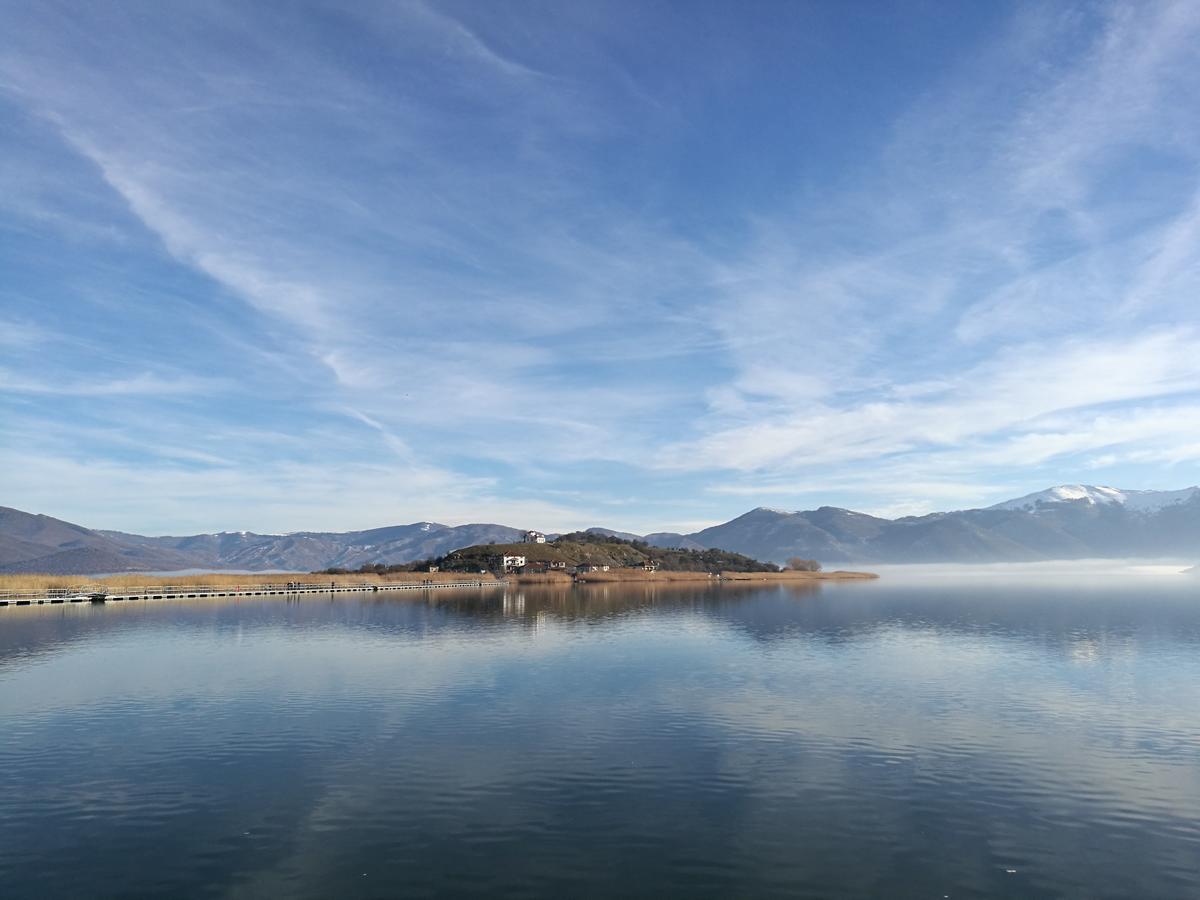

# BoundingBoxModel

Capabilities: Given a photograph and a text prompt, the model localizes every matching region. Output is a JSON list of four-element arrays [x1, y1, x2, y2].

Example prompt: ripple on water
[[2, 584, 1199, 899]]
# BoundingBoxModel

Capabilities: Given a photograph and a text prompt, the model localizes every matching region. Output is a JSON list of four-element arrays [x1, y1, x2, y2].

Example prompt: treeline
[[554, 531, 779, 573], [648, 546, 779, 573], [555, 531, 636, 545]]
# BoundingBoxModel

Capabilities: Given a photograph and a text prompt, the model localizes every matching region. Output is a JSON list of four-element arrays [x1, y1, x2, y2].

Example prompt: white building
[[496, 554, 526, 572], [523, 530, 546, 544]]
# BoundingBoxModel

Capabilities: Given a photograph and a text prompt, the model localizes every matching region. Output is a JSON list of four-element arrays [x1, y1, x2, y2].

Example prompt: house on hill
[[523, 530, 546, 544], [576, 563, 610, 573], [492, 554, 526, 573]]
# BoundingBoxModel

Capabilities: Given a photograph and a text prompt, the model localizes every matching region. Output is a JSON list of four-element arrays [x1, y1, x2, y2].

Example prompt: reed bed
[[575, 568, 876, 583], [718, 570, 878, 581], [509, 572, 575, 584], [574, 569, 714, 583]]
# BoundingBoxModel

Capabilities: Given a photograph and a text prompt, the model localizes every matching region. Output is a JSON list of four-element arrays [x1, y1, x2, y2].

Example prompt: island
[[333, 531, 877, 583]]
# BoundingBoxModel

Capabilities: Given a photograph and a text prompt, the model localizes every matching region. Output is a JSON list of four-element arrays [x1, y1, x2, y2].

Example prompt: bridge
[[0, 579, 503, 607]]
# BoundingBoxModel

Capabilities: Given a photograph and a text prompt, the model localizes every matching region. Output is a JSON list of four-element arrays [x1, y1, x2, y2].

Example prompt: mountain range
[[2, 484, 1198, 574]]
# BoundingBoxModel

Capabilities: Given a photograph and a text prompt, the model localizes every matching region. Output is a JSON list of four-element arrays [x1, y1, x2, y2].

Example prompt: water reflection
[[1, 577, 1198, 899]]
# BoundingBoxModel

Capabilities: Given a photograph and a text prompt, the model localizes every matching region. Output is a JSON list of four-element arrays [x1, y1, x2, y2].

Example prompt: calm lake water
[[2, 573, 1198, 899]]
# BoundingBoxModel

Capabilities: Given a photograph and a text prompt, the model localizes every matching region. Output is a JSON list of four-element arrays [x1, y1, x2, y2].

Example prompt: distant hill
[[2, 484, 1198, 573], [0, 507, 202, 574], [686, 486, 1200, 563], [98, 522, 526, 572], [582, 526, 645, 543], [642, 531, 707, 551], [0, 507, 525, 575]]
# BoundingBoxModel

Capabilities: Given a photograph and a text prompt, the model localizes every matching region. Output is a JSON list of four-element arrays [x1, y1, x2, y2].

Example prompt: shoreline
[[0, 568, 877, 593], [517, 569, 878, 584], [0, 567, 878, 605]]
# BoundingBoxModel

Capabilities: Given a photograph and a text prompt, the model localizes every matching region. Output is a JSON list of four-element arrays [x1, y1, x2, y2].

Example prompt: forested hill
[[440, 532, 780, 573]]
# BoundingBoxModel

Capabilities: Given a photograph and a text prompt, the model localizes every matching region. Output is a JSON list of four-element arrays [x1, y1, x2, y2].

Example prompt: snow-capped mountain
[[4, 484, 1200, 573], [990, 485, 1200, 513]]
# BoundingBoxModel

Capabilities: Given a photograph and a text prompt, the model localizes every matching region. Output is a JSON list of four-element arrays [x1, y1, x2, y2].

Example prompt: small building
[[576, 563, 610, 573], [493, 554, 526, 573], [426, 565, 440, 573], [523, 530, 547, 544], [547, 560, 567, 570], [640, 561, 660, 572]]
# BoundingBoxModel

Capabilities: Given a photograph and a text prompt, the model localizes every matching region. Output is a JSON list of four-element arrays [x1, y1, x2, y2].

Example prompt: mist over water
[[867, 559, 1196, 580], [2, 574, 1198, 899]]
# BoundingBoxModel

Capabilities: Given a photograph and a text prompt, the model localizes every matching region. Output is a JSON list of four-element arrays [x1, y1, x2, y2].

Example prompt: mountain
[[689, 486, 1200, 564], [642, 532, 707, 551], [583, 527, 645, 543], [2, 485, 1198, 573], [692, 507, 869, 562], [0, 507, 526, 575], [990, 484, 1200, 513], [98, 522, 527, 572], [0, 507, 203, 574], [583, 528, 708, 551]]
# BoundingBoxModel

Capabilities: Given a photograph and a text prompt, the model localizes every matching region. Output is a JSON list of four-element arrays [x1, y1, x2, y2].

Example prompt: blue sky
[[2, 0, 1199, 535]]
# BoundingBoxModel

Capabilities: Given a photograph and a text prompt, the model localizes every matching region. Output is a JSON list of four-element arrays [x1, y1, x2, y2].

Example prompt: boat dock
[[0, 579, 503, 607]]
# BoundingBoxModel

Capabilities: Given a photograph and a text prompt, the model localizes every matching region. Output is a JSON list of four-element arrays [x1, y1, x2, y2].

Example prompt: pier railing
[[0, 579, 502, 605]]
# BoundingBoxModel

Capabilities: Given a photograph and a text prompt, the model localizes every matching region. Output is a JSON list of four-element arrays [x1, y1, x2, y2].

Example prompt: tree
[[786, 557, 822, 572]]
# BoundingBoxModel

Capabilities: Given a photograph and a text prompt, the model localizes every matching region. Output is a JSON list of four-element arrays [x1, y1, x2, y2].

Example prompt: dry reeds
[[573, 569, 717, 583], [510, 572, 575, 584], [574, 568, 877, 583], [717, 570, 878, 581]]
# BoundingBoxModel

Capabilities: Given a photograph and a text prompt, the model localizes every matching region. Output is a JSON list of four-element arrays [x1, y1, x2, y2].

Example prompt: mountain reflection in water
[[1, 575, 1198, 899]]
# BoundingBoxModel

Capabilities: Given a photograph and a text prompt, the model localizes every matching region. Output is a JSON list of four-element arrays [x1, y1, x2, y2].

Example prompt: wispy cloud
[[0, 370, 226, 397], [0, 0, 1198, 531]]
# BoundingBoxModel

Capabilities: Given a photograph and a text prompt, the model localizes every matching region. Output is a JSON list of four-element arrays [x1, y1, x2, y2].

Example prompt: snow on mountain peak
[[991, 485, 1200, 513]]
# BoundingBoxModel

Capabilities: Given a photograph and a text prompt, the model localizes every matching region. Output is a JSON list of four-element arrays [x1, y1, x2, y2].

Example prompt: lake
[[2, 572, 1198, 898]]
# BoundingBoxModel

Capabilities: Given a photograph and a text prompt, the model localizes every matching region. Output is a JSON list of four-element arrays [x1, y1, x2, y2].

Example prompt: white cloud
[[1, 0, 1199, 530], [0, 369, 226, 397]]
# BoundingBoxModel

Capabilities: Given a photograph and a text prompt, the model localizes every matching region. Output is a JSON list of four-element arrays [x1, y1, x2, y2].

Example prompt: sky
[[2, 0, 1200, 535]]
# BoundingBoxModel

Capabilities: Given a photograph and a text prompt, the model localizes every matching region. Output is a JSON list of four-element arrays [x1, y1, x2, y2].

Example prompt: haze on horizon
[[3, 0, 1200, 536]]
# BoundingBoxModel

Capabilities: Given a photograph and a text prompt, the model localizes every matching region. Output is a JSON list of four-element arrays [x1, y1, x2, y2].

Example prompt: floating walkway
[[0, 579, 503, 608]]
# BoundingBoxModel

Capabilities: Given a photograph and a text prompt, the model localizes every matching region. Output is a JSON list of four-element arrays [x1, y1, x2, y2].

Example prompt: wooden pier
[[0, 579, 503, 608]]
